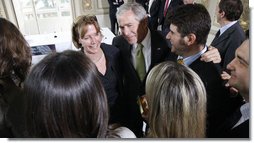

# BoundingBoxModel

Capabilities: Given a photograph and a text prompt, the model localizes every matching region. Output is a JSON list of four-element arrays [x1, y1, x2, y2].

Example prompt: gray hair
[[116, 2, 147, 22]]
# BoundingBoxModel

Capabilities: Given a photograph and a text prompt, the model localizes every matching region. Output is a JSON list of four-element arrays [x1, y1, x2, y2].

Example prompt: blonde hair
[[146, 61, 207, 138]]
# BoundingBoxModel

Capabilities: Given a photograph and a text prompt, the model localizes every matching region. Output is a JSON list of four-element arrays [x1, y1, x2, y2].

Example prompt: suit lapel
[[149, 31, 164, 70], [211, 22, 238, 46]]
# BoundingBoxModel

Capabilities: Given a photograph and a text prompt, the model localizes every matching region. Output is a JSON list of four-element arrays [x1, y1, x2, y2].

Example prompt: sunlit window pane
[[12, 0, 73, 35]]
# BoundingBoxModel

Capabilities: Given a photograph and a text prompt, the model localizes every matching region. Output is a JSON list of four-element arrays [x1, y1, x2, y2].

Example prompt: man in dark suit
[[107, 0, 124, 35], [147, 0, 161, 30], [112, 2, 172, 137], [165, 4, 244, 137], [210, 0, 245, 71]]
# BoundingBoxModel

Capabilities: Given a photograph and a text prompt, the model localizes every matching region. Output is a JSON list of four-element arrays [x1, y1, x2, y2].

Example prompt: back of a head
[[170, 4, 211, 45], [146, 61, 207, 138], [24, 50, 108, 137], [219, 0, 243, 21], [116, 2, 147, 23], [0, 17, 31, 83]]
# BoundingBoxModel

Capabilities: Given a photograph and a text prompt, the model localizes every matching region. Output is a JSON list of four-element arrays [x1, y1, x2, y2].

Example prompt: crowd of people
[[0, 0, 249, 138]]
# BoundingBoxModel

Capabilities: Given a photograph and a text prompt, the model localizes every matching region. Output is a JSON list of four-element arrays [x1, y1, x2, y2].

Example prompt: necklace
[[93, 52, 104, 63]]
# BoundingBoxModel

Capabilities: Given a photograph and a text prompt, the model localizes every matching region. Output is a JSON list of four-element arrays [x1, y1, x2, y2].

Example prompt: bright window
[[12, 0, 73, 35]]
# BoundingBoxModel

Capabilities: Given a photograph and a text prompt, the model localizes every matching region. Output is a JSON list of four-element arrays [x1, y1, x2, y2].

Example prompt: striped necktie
[[164, 0, 170, 16], [135, 44, 146, 81]]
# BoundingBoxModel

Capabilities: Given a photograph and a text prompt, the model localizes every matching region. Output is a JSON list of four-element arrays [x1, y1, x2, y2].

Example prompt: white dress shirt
[[132, 29, 151, 72]]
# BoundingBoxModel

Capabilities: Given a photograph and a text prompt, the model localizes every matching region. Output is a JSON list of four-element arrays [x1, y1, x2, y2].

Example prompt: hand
[[221, 71, 231, 81], [221, 71, 239, 96], [138, 95, 149, 121], [201, 46, 221, 63]]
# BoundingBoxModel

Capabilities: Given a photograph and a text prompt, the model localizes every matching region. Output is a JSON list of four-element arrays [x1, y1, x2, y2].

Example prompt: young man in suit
[[165, 4, 244, 137], [112, 2, 173, 137], [210, 0, 245, 71]]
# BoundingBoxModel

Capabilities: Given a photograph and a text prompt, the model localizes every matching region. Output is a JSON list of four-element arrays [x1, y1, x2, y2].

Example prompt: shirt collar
[[240, 103, 250, 121], [133, 29, 151, 50], [219, 21, 237, 36], [180, 45, 208, 66], [233, 103, 250, 128]]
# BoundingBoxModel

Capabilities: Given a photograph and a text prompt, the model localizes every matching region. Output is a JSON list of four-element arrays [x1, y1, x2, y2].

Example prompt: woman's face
[[79, 24, 102, 54]]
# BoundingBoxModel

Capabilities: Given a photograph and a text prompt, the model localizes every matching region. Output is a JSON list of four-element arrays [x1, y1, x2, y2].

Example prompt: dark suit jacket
[[158, 0, 183, 29], [210, 22, 245, 71], [148, 0, 161, 30], [189, 57, 244, 137], [112, 30, 171, 137], [229, 120, 249, 138], [216, 106, 249, 138]]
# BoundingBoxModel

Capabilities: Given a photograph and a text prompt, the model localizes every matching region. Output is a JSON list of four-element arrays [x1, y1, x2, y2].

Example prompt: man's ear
[[184, 33, 196, 46], [219, 9, 225, 18]]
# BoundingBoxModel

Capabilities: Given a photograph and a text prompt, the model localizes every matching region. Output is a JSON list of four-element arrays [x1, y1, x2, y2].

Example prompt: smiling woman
[[72, 15, 127, 129]]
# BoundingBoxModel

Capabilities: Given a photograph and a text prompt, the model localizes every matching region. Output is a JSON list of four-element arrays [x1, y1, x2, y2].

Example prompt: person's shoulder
[[190, 59, 221, 73], [107, 126, 136, 138], [101, 43, 119, 53], [114, 126, 136, 138], [150, 30, 169, 46], [113, 35, 126, 43], [112, 35, 130, 48], [150, 29, 166, 40]]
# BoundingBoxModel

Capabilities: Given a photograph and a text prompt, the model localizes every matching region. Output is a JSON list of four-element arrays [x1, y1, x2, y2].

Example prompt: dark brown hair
[[24, 50, 108, 137], [0, 17, 31, 83], [219, 0, 243, 21]]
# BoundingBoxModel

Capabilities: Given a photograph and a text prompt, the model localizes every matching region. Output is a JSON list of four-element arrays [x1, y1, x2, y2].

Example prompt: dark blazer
[[148, 0, 161, 30], [216, 106, 249, 138], [189, 57, 244, 137], [210, 22, 245, 71], [112, 30, 171, 137], [228, 120, 249, 138], [158, 0, 183, 29]]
